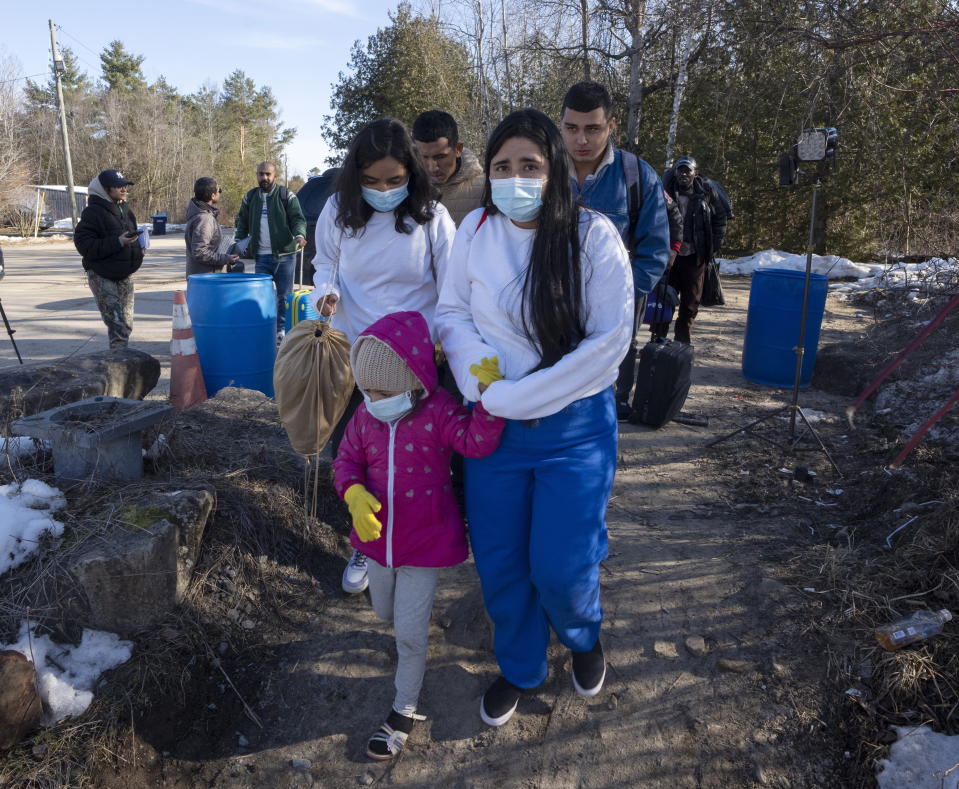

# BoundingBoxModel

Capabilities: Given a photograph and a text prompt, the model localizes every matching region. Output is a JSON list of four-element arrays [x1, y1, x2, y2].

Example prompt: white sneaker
[[342, 550, 369, 594]]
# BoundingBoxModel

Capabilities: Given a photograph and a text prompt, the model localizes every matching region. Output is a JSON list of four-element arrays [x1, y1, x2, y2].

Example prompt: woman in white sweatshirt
[[436, 108, 634, 727], [311, 118, 456, 595]]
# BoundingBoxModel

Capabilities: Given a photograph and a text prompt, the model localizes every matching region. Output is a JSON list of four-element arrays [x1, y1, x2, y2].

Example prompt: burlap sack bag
[[273, 318, 353, 456]]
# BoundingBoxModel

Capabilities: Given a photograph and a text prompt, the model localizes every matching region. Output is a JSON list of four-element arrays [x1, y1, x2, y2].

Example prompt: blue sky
[[4, 0, 401, 175]]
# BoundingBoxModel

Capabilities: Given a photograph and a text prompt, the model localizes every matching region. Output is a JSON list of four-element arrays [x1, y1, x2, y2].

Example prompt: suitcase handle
[[649, 274, 671, 342]]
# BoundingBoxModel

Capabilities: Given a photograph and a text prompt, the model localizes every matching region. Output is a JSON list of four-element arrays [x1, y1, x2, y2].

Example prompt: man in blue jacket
[[560, 82, 670, 419]]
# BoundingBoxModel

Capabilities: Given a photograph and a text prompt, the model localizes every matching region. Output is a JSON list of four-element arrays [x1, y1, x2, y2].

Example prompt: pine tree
[[322, 3, 481, 158], [99, 40, 146, 92]]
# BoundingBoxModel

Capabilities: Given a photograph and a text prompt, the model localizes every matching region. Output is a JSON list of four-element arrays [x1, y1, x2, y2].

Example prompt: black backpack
[[621, 150, 643, 239]]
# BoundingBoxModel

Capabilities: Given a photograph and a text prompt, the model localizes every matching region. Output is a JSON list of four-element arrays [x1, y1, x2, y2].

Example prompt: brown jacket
[[439, 148, 485, 226], [184, 199, 231, 276]]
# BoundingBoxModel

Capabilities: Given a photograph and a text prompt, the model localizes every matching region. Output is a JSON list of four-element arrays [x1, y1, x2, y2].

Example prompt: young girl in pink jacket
[[333, 310, 504, 759]]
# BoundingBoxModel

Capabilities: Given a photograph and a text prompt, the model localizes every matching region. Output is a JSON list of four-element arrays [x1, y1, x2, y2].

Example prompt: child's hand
[[469, 356, 503, 389], [344, 484, 383, 542]]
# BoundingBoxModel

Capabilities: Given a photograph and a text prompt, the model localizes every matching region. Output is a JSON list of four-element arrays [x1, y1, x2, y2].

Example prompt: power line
[[53, 25, 102, 76], [0, 72, 49, 86], [55, 25, 102, 61]]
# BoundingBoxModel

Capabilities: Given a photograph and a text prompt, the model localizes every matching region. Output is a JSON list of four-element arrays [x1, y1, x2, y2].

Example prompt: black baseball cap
[[675, 156, 697, 172], [98, 169, 134, 188]]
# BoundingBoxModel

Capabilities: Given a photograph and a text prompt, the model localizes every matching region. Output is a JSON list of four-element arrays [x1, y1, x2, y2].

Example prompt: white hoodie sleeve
[[436, 211, 499, 403], [310, 196, 341, 310], [428, 203, 456, 297], [479, 214, 634, 420]]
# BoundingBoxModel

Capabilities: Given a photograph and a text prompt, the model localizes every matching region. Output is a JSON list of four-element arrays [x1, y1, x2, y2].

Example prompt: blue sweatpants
[[465, 388, 617, 688]]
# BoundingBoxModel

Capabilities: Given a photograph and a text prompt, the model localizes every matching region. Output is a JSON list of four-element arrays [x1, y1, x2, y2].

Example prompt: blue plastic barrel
[[742, 268, 828, 388], [187, 273, 276, 397]]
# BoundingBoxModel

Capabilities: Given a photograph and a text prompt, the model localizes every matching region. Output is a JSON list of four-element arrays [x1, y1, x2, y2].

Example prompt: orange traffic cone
[[170, 290, 207, 411]]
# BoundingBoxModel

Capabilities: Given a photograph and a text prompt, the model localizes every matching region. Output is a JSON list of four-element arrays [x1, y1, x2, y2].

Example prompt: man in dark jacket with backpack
[[659, 156, 732, 345], [74, 169, 144, 349], [234, 161, 307, 341], [560, 81, 671, 419]]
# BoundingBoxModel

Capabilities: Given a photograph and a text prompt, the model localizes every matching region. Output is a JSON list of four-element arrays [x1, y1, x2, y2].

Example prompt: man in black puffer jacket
[[74, 169, 144, 348], [658, 156, 733, 345]]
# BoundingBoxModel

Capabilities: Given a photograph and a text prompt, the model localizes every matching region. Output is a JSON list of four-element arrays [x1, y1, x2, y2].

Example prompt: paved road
[[2, 233, 216, 395]]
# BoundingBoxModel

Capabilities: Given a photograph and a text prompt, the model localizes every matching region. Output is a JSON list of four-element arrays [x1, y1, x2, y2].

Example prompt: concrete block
[[67, 519, 177, 636], [131, 486, 216, 599]]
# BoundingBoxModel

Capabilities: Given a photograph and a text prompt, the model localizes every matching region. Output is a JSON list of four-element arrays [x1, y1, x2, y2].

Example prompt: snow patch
[[0, 479, 66, 575], [876, 725, 959, 789], [0, 436, 49, 461], [1, 621, 133, 723], [0, 234, 71, 243], [717, 249, 880, 279], [836, 257, 959, 294], [716, 250, 959, 294]]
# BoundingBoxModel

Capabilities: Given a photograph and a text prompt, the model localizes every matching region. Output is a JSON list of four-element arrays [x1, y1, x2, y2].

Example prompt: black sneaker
[[616, 400, 632, 421], [571, 639, 606, 697], [480, 676, 521, 726]]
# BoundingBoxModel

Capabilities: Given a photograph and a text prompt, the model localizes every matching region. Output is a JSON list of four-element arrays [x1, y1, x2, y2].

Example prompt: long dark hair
[[483, 108, 585, 370], [334, 118, 438, 235]]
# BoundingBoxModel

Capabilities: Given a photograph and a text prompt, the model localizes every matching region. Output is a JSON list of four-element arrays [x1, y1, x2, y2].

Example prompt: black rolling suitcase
[[629, 277, 694, 428]]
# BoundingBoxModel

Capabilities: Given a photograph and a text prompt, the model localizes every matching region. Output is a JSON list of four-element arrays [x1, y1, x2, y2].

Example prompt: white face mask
[[364, 391, 416, 423], [490, 176, 545, 222]]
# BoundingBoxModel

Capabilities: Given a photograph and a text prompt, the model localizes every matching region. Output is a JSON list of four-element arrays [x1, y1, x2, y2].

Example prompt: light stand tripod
[[707, 177, 841, 476], [0, 298, 23, 364]]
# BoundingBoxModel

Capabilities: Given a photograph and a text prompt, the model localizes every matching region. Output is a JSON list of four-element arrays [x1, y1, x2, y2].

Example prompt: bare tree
[[623, 0, 648, 148], [0, 53, 29, 220], [664, 21, 692, 166]]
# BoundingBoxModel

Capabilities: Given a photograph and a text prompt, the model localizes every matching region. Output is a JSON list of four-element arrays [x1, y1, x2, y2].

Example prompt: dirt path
[[100, 277, 865, 789]]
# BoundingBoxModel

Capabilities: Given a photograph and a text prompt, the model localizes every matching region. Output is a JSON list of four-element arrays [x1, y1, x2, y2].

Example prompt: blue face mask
[[362, 183, 409, 213], [490, 177, 545, 222], [364, 391, 416, 423]]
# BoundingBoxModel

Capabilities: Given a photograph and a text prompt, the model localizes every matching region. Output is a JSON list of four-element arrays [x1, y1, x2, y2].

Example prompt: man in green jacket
[[234, 161, 307, 341]]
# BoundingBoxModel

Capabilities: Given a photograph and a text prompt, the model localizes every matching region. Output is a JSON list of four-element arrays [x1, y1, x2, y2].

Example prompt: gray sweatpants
[[367, 560, 439, 717]]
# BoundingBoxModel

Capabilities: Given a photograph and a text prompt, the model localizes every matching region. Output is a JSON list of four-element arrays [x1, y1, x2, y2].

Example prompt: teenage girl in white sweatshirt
[[436, 108, 634, 727]]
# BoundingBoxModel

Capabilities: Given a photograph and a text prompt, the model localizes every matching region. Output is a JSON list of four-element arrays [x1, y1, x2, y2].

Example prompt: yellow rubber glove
[[344, 484, 383, 542], [469, 356, 503, 388]]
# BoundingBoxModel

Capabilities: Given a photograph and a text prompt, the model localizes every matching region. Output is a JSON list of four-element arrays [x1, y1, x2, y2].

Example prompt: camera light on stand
[[796, 129, 828, 162]]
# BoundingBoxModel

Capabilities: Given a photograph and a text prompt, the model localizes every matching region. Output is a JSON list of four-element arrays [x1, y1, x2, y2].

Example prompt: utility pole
[[49, 20, 78, 230]]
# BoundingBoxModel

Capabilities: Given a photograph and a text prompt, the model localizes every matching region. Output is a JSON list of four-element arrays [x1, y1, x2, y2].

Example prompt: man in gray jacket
[[184, 177, 240, 277], [412, 110, 485, 226]]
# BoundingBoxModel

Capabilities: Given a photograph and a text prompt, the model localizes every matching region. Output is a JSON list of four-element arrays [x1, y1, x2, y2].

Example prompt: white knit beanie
[[351, 336, 420, 393]]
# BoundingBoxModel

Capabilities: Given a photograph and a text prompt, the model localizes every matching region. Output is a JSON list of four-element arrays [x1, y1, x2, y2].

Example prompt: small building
[[28, 185, 89, 229]]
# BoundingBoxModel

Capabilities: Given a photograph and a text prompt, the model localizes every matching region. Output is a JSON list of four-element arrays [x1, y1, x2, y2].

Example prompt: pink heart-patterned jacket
[[333, 310, 505, 568]]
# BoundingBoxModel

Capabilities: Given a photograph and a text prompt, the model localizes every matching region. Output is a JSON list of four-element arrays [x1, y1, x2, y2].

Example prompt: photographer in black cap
[[74, 169, 144, 349], [658, 156, 732, 345]]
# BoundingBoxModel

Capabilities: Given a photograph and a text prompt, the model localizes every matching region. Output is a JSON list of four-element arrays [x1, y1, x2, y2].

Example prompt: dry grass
[[0, 388, 350, 788], [801, 446, 959, 788], [715, 276, 959, 787]]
